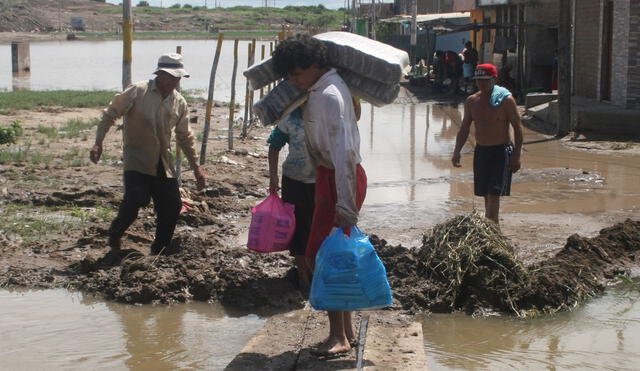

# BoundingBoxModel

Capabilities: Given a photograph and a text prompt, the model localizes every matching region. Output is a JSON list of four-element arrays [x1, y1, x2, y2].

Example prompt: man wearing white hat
[[90, 53, 205, 255]]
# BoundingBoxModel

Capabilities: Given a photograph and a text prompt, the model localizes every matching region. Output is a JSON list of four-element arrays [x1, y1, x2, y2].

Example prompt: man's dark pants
[[109, 161, 181, 252]]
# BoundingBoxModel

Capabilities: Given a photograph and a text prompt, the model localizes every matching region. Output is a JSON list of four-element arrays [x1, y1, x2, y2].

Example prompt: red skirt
[[306, 164, 367, 259]]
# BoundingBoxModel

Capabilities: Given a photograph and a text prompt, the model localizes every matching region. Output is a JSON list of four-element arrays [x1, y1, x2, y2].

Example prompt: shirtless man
[[451, 63, 523, 225]]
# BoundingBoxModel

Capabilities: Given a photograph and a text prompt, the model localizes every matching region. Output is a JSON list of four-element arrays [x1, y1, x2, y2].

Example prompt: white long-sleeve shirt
[[303, 69, 362, 224]]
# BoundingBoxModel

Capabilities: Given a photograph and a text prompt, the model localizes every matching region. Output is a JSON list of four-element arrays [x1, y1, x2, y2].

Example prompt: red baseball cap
[[472, 63, 497, 79]]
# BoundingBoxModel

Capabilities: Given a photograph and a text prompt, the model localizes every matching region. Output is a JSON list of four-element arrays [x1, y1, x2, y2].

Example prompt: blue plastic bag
[[310, 226, 393, 311]]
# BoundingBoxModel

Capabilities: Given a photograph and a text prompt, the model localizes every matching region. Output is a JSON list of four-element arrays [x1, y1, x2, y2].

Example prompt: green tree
[[136, 1, 149, 6], [183, 3, 192, 8], [170, 3, 181, 8]]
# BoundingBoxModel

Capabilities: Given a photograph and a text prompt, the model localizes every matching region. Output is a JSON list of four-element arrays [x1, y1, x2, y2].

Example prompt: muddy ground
[[1, 99, 639, 319]]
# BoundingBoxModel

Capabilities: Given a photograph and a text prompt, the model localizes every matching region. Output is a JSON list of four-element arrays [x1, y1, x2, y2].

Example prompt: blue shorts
[[473, 143, 513, 196]]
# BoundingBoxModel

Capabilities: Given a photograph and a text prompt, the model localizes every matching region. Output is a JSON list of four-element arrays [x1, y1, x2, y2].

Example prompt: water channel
[[1, 39, 640, 369]]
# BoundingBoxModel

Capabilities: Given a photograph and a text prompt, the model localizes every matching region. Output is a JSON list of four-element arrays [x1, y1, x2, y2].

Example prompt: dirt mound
[[376, 215, 640, 316], [514, 220, 640, 314], [72, 234, 305, 310]]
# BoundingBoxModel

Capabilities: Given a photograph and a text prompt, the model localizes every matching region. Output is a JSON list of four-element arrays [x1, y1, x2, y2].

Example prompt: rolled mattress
[[253, 70, 398, 126], [243, 31, 410, 90]]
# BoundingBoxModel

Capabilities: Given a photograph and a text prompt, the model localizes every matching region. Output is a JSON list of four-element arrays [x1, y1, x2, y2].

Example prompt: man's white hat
[[154, 53, 190, 78]]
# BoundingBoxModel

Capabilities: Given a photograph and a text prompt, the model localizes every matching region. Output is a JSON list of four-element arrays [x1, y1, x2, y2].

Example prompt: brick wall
[[573, 0, 601, 99], [611, 1, 630, 107], [627, 2, 640, 108]]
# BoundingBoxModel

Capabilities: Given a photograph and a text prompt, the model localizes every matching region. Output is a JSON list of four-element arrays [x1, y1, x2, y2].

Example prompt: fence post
[[200, 33, 225, 165], [260, 44, 266, 99], [249, 39, 257, 125], [122, 0, 133, 89], [242, 41, 254, 138], [268, 42, 274, 93], [228, 39, 239, 150]]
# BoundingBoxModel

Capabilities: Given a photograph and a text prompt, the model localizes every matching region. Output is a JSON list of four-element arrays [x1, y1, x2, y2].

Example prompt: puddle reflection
[[359, 101, 640, 233], [423, 283, 640, 370], [0, 289, 264, 370]]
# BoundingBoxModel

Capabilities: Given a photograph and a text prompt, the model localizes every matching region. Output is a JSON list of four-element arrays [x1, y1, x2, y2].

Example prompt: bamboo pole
[[228, 39, 239, 150], [122, 0, 133, 89], [200, 33, 225, 165]]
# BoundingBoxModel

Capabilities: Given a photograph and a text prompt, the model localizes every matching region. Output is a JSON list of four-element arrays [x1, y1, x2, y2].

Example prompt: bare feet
[[345, 328, 355, 343], [311, 336, 351, 356]]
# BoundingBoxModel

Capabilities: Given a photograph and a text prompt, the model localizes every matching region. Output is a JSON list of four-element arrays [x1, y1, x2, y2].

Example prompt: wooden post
[[371, 0, 376, 40], [175, 45, 183, 187], [268, 42, 274, 93], [228, 39, 239, 150], [516, 5, 525, 97], [122, 0, 133, 90], [11, 42, 30, 72], [351, 0, 357, 33], [260, 44, 266, 99], [410, 0, 417, 66], [242, 41, 256, 138], [249, 39, 257, 125], [200, 33, 225, 165], [557, 0, 572, 137]]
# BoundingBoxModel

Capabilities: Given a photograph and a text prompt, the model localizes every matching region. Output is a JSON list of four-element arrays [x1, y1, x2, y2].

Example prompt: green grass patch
[[60, 118, 99, 139], [0, 144, 51, 165], [37, 118, 99, 141], [62, 146, 89, 167], [0, 91, 116, 111], [37, 125, 59, 140], [0, 204, 77, 241], [0, 204, 116, 242]]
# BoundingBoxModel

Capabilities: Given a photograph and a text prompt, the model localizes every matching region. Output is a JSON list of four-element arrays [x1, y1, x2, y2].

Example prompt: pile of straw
[[417, 212, 529, 315]]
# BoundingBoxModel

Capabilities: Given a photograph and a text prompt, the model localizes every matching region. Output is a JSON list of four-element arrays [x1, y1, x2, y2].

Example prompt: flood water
[[357, 102, 640, 245], [0, 39, 274, 101], [2, 40, 640, 370], [0, 289, 264, 370], [423, 281, 640, 370]]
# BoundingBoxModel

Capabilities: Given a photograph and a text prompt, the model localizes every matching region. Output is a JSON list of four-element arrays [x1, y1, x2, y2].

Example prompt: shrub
[[0, 120, 23, 145]]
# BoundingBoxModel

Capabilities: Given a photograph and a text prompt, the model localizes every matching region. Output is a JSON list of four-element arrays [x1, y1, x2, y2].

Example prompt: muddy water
[[357, 102, 640, 245], [0, 289, 264, 370], [423, 282, 640, 370], [356, 101, 640, 369], [0, 39, 272, 101]]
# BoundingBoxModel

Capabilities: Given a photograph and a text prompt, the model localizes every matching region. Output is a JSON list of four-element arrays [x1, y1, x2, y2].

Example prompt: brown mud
[[376, 217, 640, 316], [1, 104, 640, 318]]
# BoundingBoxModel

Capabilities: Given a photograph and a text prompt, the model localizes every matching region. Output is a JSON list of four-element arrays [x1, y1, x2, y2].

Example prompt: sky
[[105, 0, 392, 10]]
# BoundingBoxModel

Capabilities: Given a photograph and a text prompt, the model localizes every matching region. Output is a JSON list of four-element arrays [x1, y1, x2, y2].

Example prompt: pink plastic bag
[[247, 191, 296, 253]]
